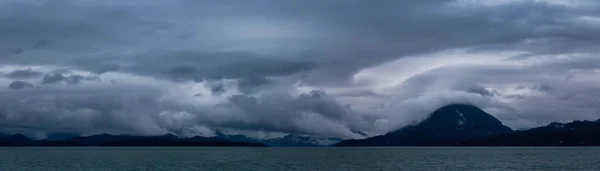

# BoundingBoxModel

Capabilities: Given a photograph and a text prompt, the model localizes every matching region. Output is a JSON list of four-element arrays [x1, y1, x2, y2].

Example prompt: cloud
[[8, 81, 34, 90], [0, 74, 367, 138], [353, 48, 600, 129], [237, 76, 272, 94], [5, 69, 43, 79], [203, 90, 369, 138], [41, 72, 101, 85], [0, 0, 599, 138]]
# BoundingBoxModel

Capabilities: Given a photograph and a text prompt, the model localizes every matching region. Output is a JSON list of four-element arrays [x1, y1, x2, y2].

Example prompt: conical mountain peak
[[420, 104, 511, 133], [336, 104, 513, 146]]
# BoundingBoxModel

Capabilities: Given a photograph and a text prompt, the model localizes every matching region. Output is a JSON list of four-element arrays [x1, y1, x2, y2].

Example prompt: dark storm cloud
[[8, 81, 34, 90], [93, 64, 121, 74], [237, 76, 272, 94], [6, 69, 43, 79], [0, 0, 599, 138], [13, 48, 24, 55], [466, 87, 494, 97], [533, 84, 555, 93], [0, 83, 368, 138], [208, 81, 226, 96], [41, 72, 100, 85], [0, 1, 561, 82], [2, 0, 599, 85], [0, 88, 165, 135], [97, 50, 318, 82], [201, 90, 368, 138], [0, 1, 150, 43]]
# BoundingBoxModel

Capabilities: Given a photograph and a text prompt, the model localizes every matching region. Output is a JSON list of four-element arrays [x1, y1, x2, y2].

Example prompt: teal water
[[0, 147, 598, 171]]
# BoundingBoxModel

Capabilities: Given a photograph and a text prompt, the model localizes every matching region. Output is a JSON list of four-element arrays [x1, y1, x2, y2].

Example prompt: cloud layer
[[1, 0, 600, 139]]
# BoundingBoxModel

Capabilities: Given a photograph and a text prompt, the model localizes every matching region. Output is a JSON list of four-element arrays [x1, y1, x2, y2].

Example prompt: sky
[[1, 0, 600, 140]]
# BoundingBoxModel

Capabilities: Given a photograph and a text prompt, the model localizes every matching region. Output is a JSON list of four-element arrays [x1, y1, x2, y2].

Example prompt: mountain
[[45, 132, 80, 141], [100, 135, 264, 147], [0, 134, 33, 146], [336, 104, 513, 146], [216, 131, 342, 146], [67, 133, 153, 146], [462, 120, 600, 146], [262, 134, 342, 146], [215, 131, 261, 144], [1, 131, 336, 147], [0, 133, 265, 147]]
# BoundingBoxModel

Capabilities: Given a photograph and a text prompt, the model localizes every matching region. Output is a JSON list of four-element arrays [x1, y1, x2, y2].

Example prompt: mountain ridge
[[2, 104, 599, 147], [215, 131, 342, 146], [336, 104, 512, 146], [336, 104, 600, 146], [0, 133, 265, 147], [462, 120, 600, 146]]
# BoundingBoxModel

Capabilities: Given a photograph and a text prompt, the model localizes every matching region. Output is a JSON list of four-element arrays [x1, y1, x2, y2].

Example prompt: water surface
[[0, 147, 598, 171]]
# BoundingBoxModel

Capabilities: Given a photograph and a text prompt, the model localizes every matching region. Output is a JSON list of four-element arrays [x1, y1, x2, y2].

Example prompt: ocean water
[[0, 147, 598, 171]]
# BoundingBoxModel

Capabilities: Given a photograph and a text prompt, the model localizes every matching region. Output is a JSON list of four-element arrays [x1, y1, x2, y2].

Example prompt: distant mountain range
[[336, 104, 600, 146], [2, 104, 599, 147], [0, 133, 264, 147], [0, 131, 341, 147], [215, 131, 343, 146], [460, 120, 600, 146]]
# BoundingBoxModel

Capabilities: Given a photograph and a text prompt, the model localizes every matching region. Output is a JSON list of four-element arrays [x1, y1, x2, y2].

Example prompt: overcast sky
[[1, 0, 600, 139]]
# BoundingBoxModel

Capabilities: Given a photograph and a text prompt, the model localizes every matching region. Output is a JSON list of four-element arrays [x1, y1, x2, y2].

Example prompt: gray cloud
[[0, 81, 368, 138], [94, 64, 121, 74], [201, 90, 369, 138], [41, 72, 100, 85], [8, 81, 34, 90], [0, 0, 599, 138], [6, 69, 43, 79], [206, 81, 226, 96], [237, 76, 272, 94]]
